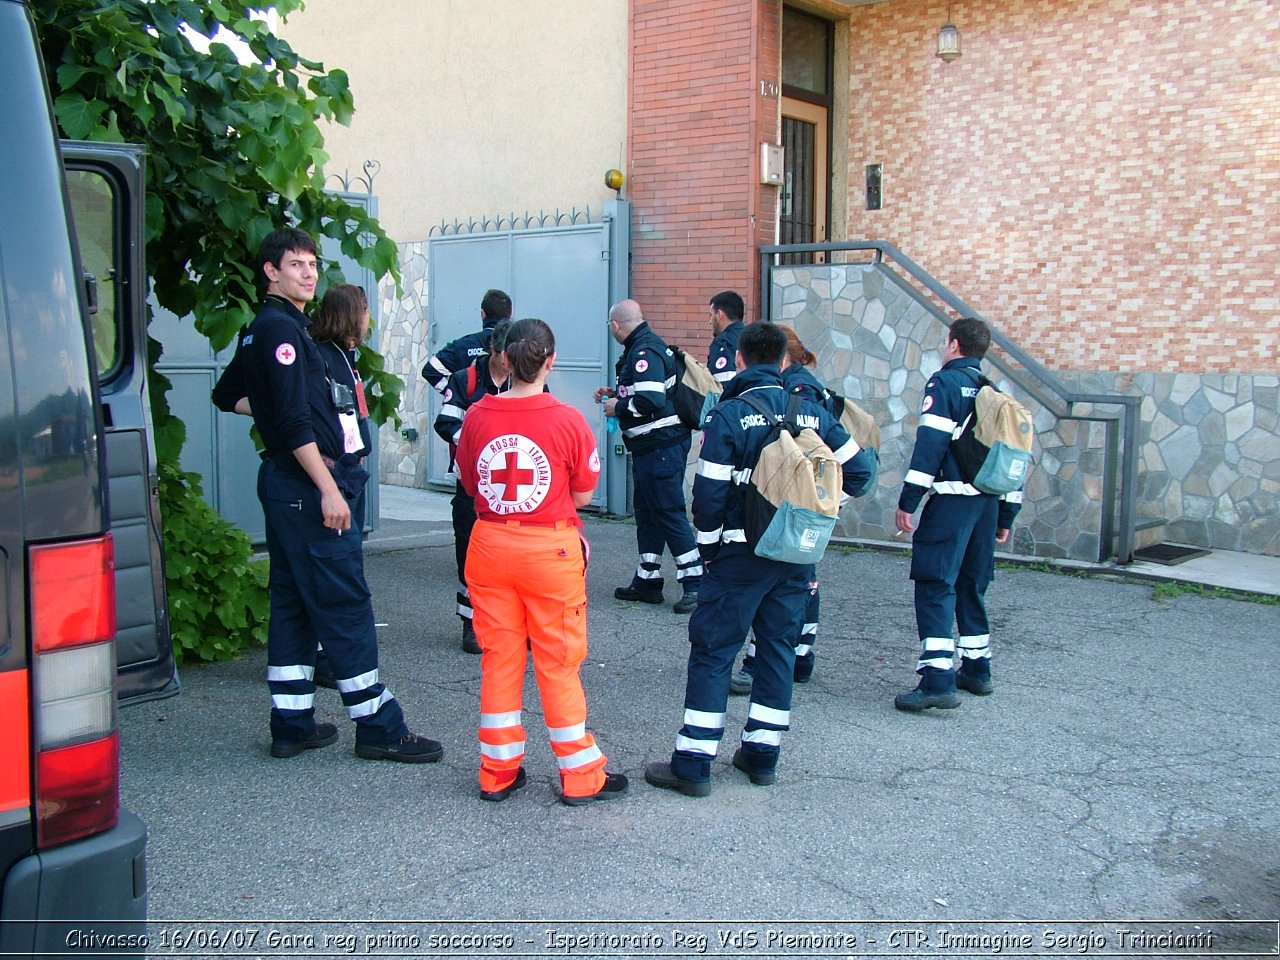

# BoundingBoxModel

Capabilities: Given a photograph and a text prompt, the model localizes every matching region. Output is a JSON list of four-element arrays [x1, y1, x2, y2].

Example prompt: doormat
[[1133, 542, 1211, 565]]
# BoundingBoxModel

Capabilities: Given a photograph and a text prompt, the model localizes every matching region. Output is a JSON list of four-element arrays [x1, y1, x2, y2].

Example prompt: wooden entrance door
[[780, 96, 828, 261]]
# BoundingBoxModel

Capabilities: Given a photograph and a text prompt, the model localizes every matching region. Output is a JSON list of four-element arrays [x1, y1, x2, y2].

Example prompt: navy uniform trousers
[[629, 435, 702, 593], [451, 479, 477, 622], [671, 552, 809, 782], [910, 492, 998, 690], [259, 459, 408, 746], [742, 563, 819, 681]]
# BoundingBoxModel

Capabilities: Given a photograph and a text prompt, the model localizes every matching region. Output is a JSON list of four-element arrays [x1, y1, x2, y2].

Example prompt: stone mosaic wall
[[375, 240, 431, 488], [771, 264, 1280, 560]]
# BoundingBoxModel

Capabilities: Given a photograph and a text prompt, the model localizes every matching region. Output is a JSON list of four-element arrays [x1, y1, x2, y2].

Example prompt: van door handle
[[83, 271, 99, 316]]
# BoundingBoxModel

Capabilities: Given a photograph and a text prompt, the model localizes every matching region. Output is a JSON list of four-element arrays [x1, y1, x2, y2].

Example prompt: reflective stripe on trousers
[[630, 436, 700, 592], [259, 460, 407, 746], [466, 520, 607, 798], [910, 493, 997, 679], [673, 553, 808, 782]]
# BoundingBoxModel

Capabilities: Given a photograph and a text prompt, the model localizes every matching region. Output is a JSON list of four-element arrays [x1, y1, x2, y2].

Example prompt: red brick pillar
[[629, 0, 781, 355]]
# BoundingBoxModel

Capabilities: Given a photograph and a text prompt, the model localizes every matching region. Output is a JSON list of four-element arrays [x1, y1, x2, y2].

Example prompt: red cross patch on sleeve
[[275, 343, 297, 365]]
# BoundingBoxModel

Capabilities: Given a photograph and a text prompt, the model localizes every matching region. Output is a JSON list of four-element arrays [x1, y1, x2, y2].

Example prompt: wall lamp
[[937, 2, 961, 63]]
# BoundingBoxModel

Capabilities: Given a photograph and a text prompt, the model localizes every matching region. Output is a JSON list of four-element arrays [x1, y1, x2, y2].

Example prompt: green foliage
[[33, 0, 403, 423], [158, 461, 269, 663], [33, 0, 405, 661]]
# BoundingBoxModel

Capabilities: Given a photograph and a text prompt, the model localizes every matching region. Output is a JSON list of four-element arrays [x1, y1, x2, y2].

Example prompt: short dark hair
[[709, 290, 744, 322], [309, 284, 368, 345], [738, 321, 786, 368], [257, 227, 317, 289], [481, 289, 512, 322], [948, 316, 991, 359], [504, 318, 555, 383]]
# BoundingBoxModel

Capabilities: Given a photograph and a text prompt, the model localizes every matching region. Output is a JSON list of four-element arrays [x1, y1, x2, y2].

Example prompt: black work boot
[[614, 583, 663, 604], [732, 747, 777, 786], [644, 761, 711, 797], [956, 663, 994, 695], [461, 619, 481, 655], [793, 651, 816, 683], [355, 732, 444, 763], [561, 771, 630, 806], [673, 589, 699, 614], [894, 668, 961, 712], [271, 722, 339, 759]]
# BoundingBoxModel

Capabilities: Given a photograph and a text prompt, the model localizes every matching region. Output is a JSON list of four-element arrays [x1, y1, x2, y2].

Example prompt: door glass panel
[[783, 8, 830, 96], [781, 117, 816, 247], [64, 171, 119, 380]]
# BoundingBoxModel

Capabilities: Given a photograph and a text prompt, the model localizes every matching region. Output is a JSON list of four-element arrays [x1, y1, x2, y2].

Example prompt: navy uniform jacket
[[692, 364, 867, 566], [707, 319, 744, 386], [898, 355, 1022, 529], [614, 321, 687, 454], [421, 318, 501, 393], [433, 357, 508, 471], [212, 296, 370, 473], [781, 363, 877, 496]]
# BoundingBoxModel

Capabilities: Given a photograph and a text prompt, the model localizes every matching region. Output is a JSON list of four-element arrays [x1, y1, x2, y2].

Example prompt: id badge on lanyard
[[332, 345, 368, 453], [339, 411, 361, 454]]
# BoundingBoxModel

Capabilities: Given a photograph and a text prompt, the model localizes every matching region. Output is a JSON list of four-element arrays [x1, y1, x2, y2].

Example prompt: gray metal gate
[[425, 200, 630, 513], [152, 190, 381, 541]]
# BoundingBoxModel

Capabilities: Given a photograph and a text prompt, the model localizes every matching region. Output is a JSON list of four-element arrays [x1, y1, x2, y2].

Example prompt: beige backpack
[[738, 394, 842, 563], [953, 370, 1034, 495]]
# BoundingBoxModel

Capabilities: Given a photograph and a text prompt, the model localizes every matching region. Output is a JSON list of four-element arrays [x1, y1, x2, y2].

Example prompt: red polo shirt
[[457, 393, 600, 525]]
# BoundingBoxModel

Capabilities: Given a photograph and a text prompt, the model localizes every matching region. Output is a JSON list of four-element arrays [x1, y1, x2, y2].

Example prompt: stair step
[[1134, 517, 1166, 550]]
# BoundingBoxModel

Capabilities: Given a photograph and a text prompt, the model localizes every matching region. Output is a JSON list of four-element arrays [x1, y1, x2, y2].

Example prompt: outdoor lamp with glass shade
[[937, 3, 961, 63]]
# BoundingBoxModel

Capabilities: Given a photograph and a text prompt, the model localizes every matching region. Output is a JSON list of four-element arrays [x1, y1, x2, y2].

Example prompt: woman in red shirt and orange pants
[[456, 317, 628, 805]]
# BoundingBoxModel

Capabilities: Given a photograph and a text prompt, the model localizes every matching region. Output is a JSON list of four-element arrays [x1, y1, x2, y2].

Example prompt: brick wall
[[629, 0, 781, 355], [844, 0, 1280, 373]]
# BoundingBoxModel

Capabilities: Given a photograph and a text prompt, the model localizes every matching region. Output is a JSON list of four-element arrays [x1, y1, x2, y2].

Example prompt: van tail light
[[28, 534, 119, 849]]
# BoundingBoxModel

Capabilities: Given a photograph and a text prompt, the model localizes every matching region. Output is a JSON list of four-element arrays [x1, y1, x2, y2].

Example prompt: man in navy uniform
[[595, 299, 702, 614], [645, 322, 867, 795], [433, 320, 511, 654], [214, 226, 443, 762], [421, 288, 512, 393], [706, 290, 746, 387], [894, 316, 1023, 711]]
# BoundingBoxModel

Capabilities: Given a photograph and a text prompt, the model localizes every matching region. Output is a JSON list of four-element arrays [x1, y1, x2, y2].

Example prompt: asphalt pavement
[[119, 499, 1280, 957]]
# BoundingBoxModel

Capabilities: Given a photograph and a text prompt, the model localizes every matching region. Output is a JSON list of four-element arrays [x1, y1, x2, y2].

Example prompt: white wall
[[281, 0, 630, 242]]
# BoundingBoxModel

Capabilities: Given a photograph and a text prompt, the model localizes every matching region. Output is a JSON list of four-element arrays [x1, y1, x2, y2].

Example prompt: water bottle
[[606, 415, 619, 434]]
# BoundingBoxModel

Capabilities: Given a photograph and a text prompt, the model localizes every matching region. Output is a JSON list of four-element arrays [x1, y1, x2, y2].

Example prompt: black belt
[[269, 452, 339, 475]]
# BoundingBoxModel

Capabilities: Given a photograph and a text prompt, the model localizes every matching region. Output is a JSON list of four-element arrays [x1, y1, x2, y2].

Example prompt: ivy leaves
[[32, 0, 403, 425], [33, 0, 406, 662]]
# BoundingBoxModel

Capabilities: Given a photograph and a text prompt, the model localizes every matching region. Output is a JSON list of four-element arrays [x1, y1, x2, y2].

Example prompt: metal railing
[[759, 240, 1141, 564]]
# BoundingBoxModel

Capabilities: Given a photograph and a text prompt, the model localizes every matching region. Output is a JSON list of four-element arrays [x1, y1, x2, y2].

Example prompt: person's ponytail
[[503, 318, 555, 383]]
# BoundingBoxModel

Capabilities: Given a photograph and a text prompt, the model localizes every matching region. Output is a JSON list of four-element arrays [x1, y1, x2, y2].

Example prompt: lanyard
[[328, 341, 369, 418]]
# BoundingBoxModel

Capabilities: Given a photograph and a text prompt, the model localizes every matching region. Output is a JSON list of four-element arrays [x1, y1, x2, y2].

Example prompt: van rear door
[[62, 142, 177, 704]]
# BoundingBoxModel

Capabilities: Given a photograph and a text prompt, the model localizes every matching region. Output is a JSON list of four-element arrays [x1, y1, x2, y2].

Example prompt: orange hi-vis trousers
[[466, 518, 607, 799]]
